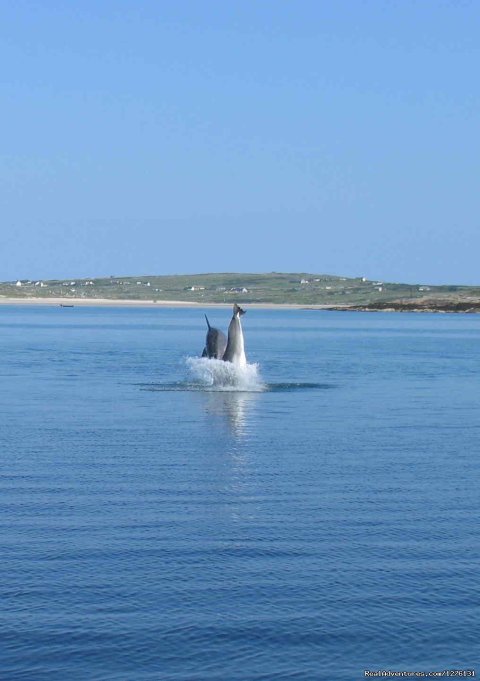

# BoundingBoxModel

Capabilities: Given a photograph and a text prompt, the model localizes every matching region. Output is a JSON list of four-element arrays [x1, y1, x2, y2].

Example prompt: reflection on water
[[203, 389, 259, 436], [186, 356, 262, 436]]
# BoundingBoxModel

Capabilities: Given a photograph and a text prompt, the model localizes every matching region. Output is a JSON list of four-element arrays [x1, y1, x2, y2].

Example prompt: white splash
[[185, 357, 265, 392]]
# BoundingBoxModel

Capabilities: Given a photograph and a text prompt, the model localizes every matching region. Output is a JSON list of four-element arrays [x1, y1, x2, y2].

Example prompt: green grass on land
[[1, 272, 479, 307]]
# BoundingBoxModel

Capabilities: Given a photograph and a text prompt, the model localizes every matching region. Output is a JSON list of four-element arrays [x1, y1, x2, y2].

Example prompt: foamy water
[[185, 356, 265, 391]]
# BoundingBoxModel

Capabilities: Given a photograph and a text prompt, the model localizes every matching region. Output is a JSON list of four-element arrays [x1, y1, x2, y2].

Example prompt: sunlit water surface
[[0, 306, 479, 680]]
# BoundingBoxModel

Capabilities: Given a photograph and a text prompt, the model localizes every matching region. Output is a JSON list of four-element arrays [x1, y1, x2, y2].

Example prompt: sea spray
[[186, 357, 265, 392]]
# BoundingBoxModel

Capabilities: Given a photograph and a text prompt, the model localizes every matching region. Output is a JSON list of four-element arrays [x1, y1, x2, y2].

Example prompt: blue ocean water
[[0, 305, 479, 681]]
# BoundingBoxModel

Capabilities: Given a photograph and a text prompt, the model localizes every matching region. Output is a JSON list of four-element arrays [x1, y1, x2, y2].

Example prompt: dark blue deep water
[[1, 305, 479, 680]]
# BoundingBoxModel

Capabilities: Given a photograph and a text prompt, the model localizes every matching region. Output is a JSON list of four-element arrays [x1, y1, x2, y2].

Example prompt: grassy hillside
[[2, 272, 480, 308]]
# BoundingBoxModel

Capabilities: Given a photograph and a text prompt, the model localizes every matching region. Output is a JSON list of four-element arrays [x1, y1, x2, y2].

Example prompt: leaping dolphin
[[202, 315, 227, 359], [222, 304, 247, 366]]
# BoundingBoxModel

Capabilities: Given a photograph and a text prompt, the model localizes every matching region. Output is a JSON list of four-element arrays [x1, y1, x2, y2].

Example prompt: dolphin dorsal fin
[[204, 314, 211, 329]]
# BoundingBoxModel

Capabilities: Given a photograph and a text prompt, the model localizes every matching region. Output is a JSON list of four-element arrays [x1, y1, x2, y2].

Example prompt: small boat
[[60, 304, 74, 308]]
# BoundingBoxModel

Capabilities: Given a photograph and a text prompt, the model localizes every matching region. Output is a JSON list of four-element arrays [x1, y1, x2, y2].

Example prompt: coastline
[[1, 296, 479, 313], [0, 296, 334, 310]]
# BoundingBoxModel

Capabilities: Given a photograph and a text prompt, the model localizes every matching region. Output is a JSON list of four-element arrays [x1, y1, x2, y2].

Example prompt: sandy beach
[[0, 296, 333, 310], [2, 296, 478, 313]]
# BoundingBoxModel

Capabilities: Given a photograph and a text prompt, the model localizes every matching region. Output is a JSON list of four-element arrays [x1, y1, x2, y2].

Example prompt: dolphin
[[202, 315, 227, 359], [222, 304, 247, 366]]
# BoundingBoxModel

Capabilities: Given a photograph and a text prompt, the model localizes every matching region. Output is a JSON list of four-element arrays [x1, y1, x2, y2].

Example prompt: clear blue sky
[[1, 1, 478, 284]]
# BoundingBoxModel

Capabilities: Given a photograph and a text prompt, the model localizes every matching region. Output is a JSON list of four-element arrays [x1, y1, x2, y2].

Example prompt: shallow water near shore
[[1, 305, 479, 680]]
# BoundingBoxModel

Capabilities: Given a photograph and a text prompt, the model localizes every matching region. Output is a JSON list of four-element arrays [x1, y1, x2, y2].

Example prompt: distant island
[[1, 273, 480, 312]]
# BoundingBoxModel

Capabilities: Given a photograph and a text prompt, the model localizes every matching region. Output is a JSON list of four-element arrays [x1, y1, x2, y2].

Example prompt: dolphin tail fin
[[233, 303, 246, 316], [204, 314, 211, 329]]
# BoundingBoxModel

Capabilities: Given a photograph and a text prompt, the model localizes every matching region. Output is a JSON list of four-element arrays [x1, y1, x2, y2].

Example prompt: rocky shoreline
[[326, 300, 480, 313]]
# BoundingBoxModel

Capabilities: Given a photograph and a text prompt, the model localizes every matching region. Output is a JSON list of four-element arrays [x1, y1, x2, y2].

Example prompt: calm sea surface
[[1, 305, 479, 680]]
